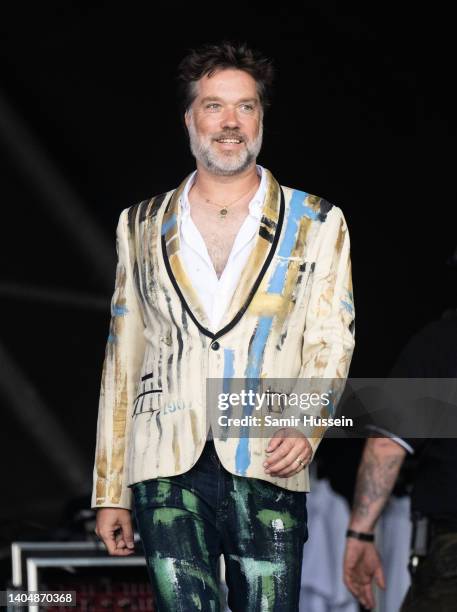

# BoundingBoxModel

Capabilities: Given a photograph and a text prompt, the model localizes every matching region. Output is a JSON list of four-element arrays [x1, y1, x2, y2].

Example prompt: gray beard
[[187, 120, 263, 177]]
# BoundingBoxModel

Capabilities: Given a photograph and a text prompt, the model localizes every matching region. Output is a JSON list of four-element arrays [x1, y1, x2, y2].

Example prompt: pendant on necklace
[[219, 208, 228, 218]]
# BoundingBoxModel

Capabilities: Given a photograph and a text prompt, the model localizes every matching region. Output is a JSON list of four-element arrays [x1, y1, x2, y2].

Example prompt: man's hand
[[95, 508, 135, 556], [263, 428, 313, 477], [343, 538, 386, 610], [341, 437, 405, 608]]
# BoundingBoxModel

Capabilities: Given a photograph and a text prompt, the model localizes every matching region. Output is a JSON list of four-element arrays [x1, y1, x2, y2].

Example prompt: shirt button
[[211, 341, 220, 351]]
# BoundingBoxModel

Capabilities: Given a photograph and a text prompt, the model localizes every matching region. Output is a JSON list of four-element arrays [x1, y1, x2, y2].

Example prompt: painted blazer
[[91, 168, 355, 510]]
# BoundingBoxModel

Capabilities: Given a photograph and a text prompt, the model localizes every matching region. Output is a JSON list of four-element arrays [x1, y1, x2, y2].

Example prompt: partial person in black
[[342, 309, 457, 611]]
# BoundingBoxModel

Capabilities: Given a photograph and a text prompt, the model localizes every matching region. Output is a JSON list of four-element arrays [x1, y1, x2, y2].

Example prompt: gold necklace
[[196, 181, 259, 219]]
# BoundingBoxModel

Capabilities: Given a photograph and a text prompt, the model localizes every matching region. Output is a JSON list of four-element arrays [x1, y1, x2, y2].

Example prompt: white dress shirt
[[179, 165, 267, 441], [179, 164, 267, 332]]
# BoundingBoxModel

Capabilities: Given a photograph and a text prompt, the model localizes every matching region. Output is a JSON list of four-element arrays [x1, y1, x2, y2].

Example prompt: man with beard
[[92, 41, 355, 611]]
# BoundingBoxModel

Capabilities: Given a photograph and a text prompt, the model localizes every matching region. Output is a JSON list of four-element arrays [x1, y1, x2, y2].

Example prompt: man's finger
[[265, 447, 297, 474], [99, 529, 117, 555], [264, 439, 292, 468], [266, 442, 310, 473], [346, 578, 360, 601], [374, 564, 386, 590], [361, 582, 375, 610], [266, 431, 285, 452], [116, 537, 126, 549], [268, 448, 308, 475], [276, 447, 312, 475], [100, 527, 132, 556], [120, 516, 135, 550]]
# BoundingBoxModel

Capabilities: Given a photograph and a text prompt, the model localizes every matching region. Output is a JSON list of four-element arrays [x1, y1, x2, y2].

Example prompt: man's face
[[184, 68, 263, 176]]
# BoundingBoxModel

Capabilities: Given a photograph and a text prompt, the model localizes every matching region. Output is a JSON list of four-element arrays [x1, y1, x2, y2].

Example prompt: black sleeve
[[385, 318, 457, 453]]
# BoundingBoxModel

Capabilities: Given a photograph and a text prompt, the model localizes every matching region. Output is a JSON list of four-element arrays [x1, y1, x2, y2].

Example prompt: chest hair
[[190, 203, 250, 278]]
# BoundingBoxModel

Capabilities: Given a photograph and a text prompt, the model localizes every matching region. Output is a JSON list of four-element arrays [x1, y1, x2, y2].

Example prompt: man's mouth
[[215, 138, 243, 144]]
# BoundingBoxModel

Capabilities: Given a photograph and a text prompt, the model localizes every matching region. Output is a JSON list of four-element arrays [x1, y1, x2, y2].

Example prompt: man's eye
[[240, 104, 254, 111], [206, 103, 220, 110]]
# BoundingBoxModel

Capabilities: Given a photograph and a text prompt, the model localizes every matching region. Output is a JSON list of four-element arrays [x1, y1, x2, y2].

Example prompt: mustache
[[213, 132, 245, 142]]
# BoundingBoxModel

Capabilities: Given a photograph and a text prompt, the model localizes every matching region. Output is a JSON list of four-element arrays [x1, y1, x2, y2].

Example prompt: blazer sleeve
[[91, 208, 146, 510], [292, 206, 356, 458]]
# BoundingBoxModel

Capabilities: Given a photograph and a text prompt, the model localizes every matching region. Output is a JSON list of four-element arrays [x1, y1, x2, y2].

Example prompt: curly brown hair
[[176, 40, 275, 115]]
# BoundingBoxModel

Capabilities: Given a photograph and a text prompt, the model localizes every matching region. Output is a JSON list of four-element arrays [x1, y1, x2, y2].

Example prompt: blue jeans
[[131, 440, 308, 611]]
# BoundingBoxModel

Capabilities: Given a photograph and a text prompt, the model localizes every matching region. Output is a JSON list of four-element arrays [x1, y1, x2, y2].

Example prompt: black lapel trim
[[161, 230, 214, 339], [161, 187, 285, 341], [214, 187, 285, 340]]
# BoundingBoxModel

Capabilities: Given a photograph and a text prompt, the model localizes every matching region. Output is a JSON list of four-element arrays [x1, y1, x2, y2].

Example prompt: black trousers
[[402, 527, 457, 612]]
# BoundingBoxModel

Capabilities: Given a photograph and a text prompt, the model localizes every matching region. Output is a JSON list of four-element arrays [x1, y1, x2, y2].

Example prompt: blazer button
[[211, 341, 220, 351]]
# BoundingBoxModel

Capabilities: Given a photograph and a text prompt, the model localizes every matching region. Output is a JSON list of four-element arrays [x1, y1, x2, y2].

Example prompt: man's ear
[[184, 110, 190, 129]]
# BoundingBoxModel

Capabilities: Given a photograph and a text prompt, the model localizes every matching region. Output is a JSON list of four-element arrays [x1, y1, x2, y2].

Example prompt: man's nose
[[221, 106, 240, 128]]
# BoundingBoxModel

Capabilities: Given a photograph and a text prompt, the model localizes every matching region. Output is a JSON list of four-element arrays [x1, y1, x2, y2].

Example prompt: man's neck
[[191, 162, 260, 203]]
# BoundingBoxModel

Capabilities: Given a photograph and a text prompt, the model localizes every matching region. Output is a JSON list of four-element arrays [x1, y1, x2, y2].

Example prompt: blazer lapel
[[215, 168, 284, 337], [161, 168, 285, 341], [161, 173, 213, 334]]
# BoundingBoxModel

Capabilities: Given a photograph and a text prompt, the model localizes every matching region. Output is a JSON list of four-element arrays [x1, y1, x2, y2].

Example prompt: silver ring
[[295, 457, 305, 466]]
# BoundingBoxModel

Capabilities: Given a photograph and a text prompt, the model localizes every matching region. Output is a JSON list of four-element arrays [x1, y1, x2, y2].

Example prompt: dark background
[[0, 4, 455, 546]]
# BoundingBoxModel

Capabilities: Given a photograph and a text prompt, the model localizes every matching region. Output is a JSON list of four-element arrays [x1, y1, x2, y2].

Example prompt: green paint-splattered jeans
[[131, 440, 308, 611]]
